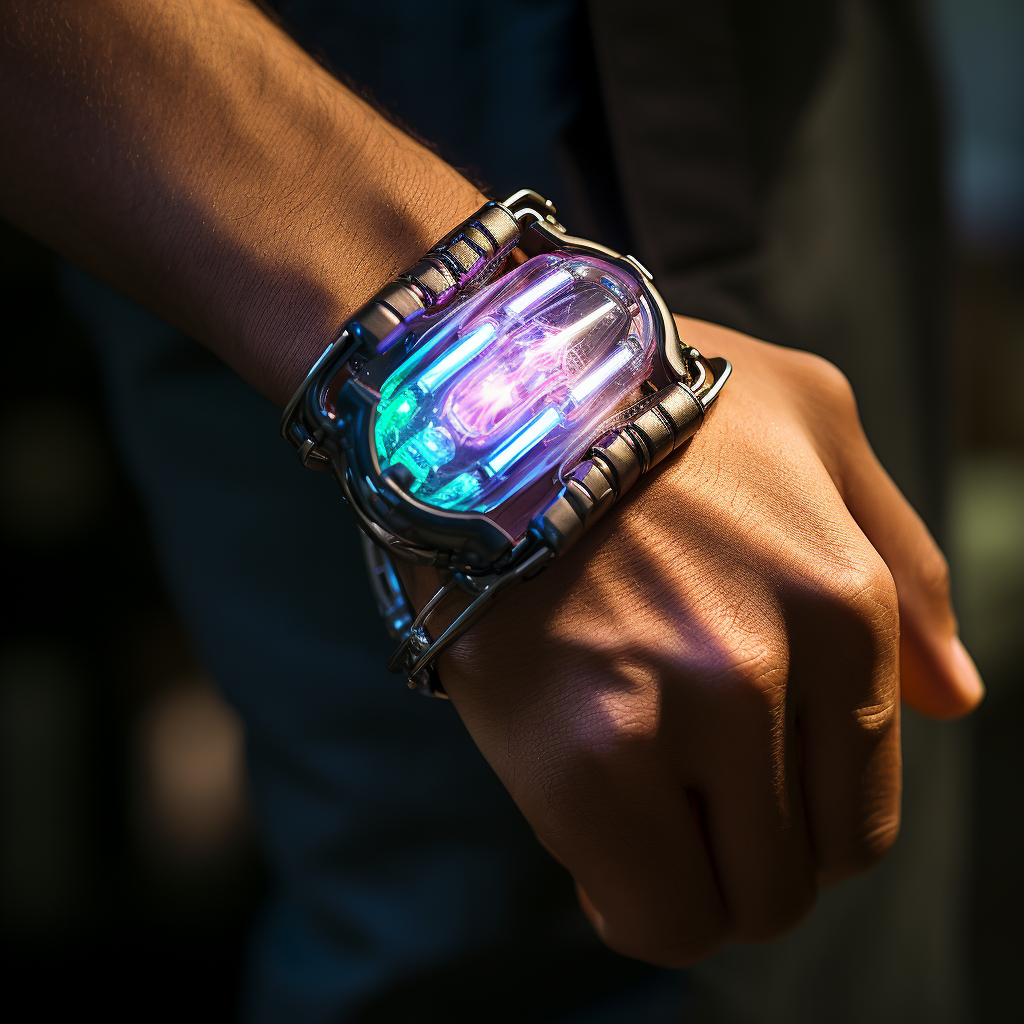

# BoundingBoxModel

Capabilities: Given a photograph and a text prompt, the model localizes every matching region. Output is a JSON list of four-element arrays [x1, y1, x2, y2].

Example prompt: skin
[[417, 321, 979, 962], [1, 0, 983, 967]]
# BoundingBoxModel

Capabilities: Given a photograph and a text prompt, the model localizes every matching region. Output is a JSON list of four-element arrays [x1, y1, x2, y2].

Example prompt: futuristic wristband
[[282, 189, 730, 696]]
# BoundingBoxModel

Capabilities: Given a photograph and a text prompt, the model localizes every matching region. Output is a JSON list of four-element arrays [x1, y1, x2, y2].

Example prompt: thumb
[[842, 447, 984, 719]]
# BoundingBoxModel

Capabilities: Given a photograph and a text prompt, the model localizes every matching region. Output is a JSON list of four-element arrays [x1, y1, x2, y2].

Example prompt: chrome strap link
[[281, 191, 561, 462], [339, 190, 560, 356]]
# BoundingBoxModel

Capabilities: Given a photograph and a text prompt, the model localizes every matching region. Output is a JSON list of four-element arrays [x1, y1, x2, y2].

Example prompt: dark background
[[0, 226, 267, 1016], [0, 1, 1021, 1020]]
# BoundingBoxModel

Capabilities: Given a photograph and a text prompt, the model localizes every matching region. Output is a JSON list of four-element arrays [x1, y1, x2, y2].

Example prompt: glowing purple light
[[371, 252, 658, 532]]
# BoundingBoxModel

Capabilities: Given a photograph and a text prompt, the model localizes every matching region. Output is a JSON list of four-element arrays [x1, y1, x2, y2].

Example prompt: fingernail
[[950, 636, 986, 706]]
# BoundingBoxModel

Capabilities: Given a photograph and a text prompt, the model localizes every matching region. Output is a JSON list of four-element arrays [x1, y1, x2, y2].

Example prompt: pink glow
[[445, 298, 618, 444], [370, 251, 660, 528]]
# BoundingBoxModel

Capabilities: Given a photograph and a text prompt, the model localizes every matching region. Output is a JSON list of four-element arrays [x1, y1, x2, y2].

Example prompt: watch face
[[366, 251, 659, 535]]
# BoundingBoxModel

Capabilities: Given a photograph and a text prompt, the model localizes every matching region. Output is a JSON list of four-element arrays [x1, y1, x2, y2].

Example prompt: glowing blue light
[[418, 321, 497, 393], [379, 317, 461, 402], [568, 340, 633, 406], [485, 407, 561, 477], [502, 268, 573, 318]]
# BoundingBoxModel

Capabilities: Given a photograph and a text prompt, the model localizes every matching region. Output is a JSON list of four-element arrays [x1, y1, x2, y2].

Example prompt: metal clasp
[[502, 188, 564, 231]]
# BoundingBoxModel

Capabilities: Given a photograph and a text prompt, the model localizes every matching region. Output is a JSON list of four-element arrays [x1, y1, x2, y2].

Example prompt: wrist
[[237, 155, 486, 407]]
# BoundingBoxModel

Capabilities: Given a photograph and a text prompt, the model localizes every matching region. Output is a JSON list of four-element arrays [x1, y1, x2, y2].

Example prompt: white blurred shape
[[136, 677, 248, 862]]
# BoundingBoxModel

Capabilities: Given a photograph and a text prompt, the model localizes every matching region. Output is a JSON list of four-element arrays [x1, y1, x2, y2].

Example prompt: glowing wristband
[[282, 190, 730, 695]]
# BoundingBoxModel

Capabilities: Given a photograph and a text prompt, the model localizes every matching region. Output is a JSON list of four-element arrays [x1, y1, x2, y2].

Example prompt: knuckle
[[822, 806, 902, 884], [578, 686, 662, 768], [715, 646, 789, 714], [817, 764, 903, 883], [852, 697, 899, 738], [860, 808, 901, 863], [792, 351, 859, 419], [812, 355, 858, 412], [840, 557, 901, 712], [812, 549, 901, 727], [828, 550, 900, 637]]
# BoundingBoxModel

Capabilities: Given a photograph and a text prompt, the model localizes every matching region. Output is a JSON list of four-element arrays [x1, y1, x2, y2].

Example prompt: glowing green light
[[391, 447, 428, 487], [426, 471, 484, 509], [390, 425, 455, 489], [375, 388, 420, 458]]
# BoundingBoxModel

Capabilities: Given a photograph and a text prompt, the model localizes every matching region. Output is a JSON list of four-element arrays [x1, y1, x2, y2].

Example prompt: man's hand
[[415, 318, 983, 966]]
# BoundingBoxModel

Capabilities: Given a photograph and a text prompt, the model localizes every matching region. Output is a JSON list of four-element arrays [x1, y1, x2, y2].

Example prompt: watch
[[282, 189, 730, 696]]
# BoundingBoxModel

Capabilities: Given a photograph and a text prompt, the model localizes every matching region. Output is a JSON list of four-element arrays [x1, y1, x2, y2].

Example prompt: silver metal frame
[[282, 190, 731, 696]]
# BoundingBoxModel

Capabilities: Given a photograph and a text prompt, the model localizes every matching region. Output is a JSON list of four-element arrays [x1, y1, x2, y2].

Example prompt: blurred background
[[929, 1, 1024, 1019], [0, 226, 267, 1017], [0, 1, 1020, 1020]]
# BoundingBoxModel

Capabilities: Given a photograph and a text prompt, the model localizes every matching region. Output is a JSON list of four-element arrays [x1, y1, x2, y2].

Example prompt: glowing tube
[[444, 298, 619, 443], [418, 321, 497, 393], [485, 407, 561, 477], [379, 316, 461, 403], [567, 341, 633, 407], [370, 250, 661, 521], [549, 299, 615, 348], [502, 268, 573, 319]]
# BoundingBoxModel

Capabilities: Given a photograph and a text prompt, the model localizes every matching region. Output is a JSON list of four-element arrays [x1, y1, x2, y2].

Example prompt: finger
[[452, 651, 731, 968], [842, 445, 984, 719], [679, 643, 818, 940], [552, 774, 728, 968], [791, 541, 903, 884]]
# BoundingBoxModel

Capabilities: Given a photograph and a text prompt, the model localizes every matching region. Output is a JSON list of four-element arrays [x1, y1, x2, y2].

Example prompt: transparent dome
[[369, 251, 658, 532]]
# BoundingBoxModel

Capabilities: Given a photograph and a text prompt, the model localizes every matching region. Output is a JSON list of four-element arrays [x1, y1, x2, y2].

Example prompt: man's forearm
[[0, 0, 484, 404]]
